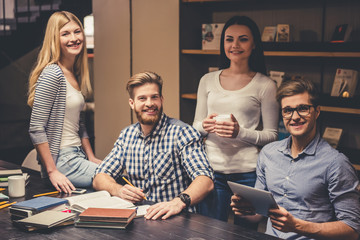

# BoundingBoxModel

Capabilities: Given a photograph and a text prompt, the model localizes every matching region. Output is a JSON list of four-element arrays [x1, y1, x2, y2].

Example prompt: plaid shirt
[[95, 113, 214, 205]]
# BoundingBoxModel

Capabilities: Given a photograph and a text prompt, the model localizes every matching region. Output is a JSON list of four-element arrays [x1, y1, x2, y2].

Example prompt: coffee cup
[[214, 114, 231, 122], [8, 175, 25, 197]]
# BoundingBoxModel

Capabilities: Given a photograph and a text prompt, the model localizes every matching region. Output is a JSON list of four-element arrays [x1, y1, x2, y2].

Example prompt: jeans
[[198, 171, 257, 227], [56, 146, 98, 188]]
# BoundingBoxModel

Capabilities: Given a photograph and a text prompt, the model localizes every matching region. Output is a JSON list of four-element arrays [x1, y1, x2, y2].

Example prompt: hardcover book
[[16, 210, 76, 229], [202, 23, 225, 50], [330, 24, 352, 43], [0, 169, 22, 177], [276, 24, 290, 42], [269, 71, 285, 87], [330, 68, 358, 97], [11, 196, 68, 212], [79, 208, 136, 223], [322, 127, 343, 149], [261, 26, 277, 42]]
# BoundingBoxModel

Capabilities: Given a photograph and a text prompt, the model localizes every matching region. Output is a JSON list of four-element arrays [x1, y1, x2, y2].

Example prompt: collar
[[135, 113, 167, 138], [279, 131, 321, 159]]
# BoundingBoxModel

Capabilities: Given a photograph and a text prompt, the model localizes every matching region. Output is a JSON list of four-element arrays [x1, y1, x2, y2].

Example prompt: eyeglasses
[[281, 104, 315, 119]]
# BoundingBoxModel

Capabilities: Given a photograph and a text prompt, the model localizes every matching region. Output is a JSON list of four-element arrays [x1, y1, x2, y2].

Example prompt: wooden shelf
[[181, 93, 197, 100], [181, 93, 360, 115], [319, 106, 360, 115], [181, 49, 360, 58], [354, 164, 360, 171]]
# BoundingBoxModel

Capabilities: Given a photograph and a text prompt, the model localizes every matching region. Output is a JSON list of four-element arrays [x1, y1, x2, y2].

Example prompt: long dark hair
[[219, 16, 266, 75]]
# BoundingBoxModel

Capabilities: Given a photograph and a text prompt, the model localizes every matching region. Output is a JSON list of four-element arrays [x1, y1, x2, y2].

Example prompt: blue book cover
[[11, 196, 68, 211]]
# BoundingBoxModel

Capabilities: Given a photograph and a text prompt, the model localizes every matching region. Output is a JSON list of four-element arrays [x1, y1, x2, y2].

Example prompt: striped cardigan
[[29, 64, 88, 171]]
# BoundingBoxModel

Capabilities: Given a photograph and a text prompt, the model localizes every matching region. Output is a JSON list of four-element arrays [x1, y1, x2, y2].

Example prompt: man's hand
[[230, 195, 256, 216], [268, 206, 299, 233], [202, 113, 217, 133], [214, 114, 239, 138], [48, 169, 75, 194], [118, 184, 146, 203], [144, 197, 185, 220]]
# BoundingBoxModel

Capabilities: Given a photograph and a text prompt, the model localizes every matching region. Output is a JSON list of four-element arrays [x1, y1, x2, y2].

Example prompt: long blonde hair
[[27, 11, 92, 107]]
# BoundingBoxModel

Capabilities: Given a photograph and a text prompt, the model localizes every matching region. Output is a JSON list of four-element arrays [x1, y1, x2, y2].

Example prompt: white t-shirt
[[193, 70, 279, 173], [60, 79, 84, 149]]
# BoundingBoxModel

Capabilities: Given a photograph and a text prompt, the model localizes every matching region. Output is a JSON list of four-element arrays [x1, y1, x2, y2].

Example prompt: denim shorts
[[56, 146, 99, 187]]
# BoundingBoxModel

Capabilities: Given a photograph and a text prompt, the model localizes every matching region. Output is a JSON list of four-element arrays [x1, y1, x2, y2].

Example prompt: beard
[[135, 105, 163, 126]]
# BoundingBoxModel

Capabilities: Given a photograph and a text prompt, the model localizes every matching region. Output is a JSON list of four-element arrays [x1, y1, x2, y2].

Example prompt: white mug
[[214, 114, 231, 122], [8, 175, 25, 198]]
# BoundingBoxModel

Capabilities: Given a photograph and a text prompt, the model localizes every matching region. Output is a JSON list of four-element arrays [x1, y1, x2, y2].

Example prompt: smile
[[67, 42, 81, 48], [290, 122, 305, 127]]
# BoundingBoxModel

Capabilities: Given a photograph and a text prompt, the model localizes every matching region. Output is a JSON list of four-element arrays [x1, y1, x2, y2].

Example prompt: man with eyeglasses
[[230, 78, 360, 240]]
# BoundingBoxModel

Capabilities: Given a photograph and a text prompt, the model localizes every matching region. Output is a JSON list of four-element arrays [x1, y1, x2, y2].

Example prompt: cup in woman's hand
[[214, 114, 231, 123]]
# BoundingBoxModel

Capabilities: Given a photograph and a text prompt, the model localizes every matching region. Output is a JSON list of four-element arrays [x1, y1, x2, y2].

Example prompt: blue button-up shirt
[[256, 132, 360, 239], [95, 113, 214, 206]]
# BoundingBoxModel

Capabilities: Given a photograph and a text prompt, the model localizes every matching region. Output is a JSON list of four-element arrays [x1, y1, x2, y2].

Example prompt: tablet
[[227, 181, 278, 216]]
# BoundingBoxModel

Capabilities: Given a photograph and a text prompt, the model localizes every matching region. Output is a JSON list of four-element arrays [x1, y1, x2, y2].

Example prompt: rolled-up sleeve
[[328, 155, 360, 234]]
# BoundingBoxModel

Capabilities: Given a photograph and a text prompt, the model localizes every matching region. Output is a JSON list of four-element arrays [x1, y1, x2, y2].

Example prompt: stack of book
[[13, 210, 76, 231], [9, 196, 68, 220], [0, 169, 29, 188], [75, 207, 137, 229]]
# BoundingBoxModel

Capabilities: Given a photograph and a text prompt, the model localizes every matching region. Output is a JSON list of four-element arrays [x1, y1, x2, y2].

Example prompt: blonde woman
[[28, 11, 101, 193]]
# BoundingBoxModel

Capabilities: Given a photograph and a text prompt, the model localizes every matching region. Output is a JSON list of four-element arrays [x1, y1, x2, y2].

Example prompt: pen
[[0, 201, 16, 210], [33, 191, 60, 198], [0, 201, 9, 205], [122, 176, 147, 200]]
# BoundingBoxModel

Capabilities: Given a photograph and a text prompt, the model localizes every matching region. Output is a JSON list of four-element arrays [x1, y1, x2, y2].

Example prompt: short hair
[[219, 16, 266, 75], [276, 78, 320, 107], [126, 71, 163, 98]]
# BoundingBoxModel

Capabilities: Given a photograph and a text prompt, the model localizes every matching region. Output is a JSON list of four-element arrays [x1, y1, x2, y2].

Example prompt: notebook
[[79, 208, 136, 222], [16, 210, 76, 229], [11, 196, 68, 212]]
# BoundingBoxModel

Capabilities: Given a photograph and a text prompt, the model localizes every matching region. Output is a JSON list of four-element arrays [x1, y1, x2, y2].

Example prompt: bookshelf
[[179, 0, 360, 167]]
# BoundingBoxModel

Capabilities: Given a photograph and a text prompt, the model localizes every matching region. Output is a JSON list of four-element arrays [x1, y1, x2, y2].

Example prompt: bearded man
[[93, 71, 214, 220]]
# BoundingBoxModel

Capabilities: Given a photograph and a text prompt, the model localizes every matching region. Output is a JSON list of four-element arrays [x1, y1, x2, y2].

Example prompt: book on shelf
[[65, 190, 135, 212], [330, 68, 358, 97], [15, 210, 76, 231], [261, 26, 277, 42], [202, 23, 224, 50], [269, 71, 285, 88], [330, 24, 352, 43], [322, 127, 343, 149], [276, 24, 290, 42], [10, 196, 68, 219]]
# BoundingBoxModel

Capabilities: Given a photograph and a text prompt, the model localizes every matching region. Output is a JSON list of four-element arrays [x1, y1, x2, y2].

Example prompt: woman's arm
[[29, 65, 75, 193], [35, 143, 75, 193], [236, 79, 279, 145]]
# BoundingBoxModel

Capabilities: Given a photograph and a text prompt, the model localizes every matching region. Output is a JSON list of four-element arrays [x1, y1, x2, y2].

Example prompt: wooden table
[[0, 160, 280, 239]]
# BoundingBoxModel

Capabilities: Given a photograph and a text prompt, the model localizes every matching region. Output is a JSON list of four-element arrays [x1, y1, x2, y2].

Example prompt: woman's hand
[[215, 114, 239, 138], [88, 156, 102, 165], [202, 113, 218, 133], [48, 169, 75, 193]]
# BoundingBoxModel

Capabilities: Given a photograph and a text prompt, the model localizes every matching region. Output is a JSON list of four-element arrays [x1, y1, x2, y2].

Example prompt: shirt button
[[285, 176, 289, 180], [284, 193, 287, 197]]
